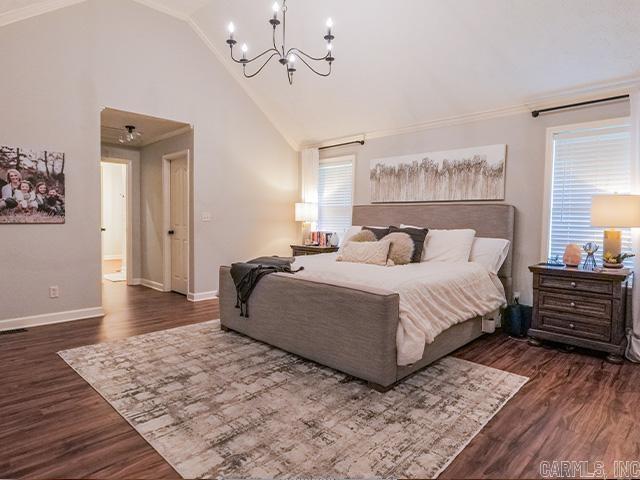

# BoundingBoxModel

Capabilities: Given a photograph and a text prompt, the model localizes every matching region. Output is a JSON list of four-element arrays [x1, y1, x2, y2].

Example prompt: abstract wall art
[[370, 144, 506, 203]]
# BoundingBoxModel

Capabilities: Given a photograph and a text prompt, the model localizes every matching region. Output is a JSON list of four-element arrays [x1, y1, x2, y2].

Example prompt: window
[[545, 119, 632, 265], [317, 156, 354, 234]]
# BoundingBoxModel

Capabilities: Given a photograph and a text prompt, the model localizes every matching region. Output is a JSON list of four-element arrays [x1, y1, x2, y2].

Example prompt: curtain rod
[[531, 94, 629, 118], [318, 140, 365, 151]]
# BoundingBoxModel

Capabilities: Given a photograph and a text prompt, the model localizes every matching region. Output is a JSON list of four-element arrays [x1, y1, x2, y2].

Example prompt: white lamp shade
[[591, 194, 640, 228], [295, 202, 318, 222]]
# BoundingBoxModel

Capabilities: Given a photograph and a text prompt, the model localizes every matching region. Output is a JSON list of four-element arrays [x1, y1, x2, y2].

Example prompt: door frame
[[100, 157, 134, 286], [162, 149, 191, 293]]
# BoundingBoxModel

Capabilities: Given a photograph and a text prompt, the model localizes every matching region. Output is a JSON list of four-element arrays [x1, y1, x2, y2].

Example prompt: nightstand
[[528, 264, 631, 363], [290, 244, 339, 256]]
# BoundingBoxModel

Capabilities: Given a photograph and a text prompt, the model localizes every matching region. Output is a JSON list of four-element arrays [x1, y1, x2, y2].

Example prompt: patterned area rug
[[59, 320, 528, 479]]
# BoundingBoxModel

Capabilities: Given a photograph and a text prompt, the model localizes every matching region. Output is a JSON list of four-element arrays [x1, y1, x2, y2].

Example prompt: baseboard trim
[[140, 278, 166, 292], [103, 254, 123, 261], [188, 290, 218, 302], [0, 306, 105, 332]]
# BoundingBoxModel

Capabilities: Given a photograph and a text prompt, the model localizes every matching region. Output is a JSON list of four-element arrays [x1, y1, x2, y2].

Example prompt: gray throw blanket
[[230, 256, 303, 317]]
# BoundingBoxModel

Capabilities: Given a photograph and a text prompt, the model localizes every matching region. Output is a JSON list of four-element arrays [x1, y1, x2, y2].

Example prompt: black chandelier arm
[[272, 25, 282, 56], [244, 53, 280, 78], [295, 54, 333, 77], [286, 47, 330, 62], [230, 45, 280, 65]]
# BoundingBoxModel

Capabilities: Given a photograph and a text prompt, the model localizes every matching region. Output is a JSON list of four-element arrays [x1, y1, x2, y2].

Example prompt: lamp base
[[603, 229, 622, 258]]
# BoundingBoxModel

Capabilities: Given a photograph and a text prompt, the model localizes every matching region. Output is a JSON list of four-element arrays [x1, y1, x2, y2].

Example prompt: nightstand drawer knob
[[570, 302, 576, 308], [569, 323, 576, 329], [571, 282, 577, 287]]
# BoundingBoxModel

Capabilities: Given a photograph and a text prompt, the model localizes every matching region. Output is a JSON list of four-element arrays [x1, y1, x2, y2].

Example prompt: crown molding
[[524, 74, 640, 110], [143, 125, 193, 147], [303, 75, 640, 150], [131, 0, 189, 21], [0, 0, 85, 27]]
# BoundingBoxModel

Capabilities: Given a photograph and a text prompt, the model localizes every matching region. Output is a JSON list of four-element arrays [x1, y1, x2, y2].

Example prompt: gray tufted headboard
[[352, 203, 515, 300]]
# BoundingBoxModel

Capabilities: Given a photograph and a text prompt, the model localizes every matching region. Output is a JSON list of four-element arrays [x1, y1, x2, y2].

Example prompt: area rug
[[59, 320, 528, 479]]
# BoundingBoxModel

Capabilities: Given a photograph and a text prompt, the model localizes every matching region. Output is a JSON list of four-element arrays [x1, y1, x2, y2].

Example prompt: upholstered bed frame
[[219, 204, 515, 391]]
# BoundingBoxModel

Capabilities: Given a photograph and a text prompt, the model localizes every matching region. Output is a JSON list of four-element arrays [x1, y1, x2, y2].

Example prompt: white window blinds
[[548, 122, 632, 265], [318, 157, 354, 234]]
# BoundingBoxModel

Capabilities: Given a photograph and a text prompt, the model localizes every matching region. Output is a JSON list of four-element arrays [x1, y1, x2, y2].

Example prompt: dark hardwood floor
[[1, 282, 639, 479]]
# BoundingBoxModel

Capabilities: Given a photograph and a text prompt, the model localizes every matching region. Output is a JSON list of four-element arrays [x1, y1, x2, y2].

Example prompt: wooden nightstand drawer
[[540, 313, 611, 343], [539, 274, 612, 295], [539, 291, 611, 319]]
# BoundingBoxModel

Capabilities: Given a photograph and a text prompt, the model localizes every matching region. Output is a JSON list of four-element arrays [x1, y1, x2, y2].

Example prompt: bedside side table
[[291, 245, 339, 256], [528, 264, 631, 363]]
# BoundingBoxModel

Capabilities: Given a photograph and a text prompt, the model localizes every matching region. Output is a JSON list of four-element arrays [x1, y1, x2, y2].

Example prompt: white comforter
[[278, 253, 506, 366]]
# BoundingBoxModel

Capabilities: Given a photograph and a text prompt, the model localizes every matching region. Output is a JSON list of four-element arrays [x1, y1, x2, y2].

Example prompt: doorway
[[163, 150, 190, 295], [100, 107, 192, 298], [101, 159, 132, 284]]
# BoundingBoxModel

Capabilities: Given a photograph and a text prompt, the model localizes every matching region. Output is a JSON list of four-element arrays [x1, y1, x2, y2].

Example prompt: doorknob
[[101, 227, 106, 232], [168, 230, 175, 235]]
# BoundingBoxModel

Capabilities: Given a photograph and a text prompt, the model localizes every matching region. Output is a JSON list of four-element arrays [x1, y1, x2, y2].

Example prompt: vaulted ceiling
[[2, 0, 640, 148]]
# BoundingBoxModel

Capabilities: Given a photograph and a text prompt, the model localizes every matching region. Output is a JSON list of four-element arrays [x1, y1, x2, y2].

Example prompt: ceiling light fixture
[[118, 125, 142, 144], [225, 0, 335, 85]]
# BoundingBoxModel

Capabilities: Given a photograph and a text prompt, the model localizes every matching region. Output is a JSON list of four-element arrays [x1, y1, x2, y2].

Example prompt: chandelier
[[225, 0, 335, 85], [118, 125, 142, 144]]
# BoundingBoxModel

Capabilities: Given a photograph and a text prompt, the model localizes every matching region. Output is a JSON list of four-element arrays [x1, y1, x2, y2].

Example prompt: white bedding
[[278, 253, 506, 366]]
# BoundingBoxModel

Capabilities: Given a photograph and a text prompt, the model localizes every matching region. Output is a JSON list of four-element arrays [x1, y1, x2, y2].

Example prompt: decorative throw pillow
[[388, 226, 428, 263], [337, 240, 391, 266], [349, 230, 377, 243], [382, 232, 414, 265], [362, 226, 390, 240]]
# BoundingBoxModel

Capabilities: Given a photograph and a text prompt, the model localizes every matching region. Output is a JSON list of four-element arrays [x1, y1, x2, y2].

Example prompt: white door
[[170, 157, 189, 294]]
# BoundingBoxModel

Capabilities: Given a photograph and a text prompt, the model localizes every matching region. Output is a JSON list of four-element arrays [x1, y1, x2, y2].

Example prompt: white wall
[[320, 101, 630, 305], [101, 162, 126, 261], [0, 0, 298, 323]]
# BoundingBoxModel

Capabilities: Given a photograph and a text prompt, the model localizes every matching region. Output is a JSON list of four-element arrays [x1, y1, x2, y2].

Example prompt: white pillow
[[422, 229, 476, 263], [470, 237, 511, 274], [339, 226, 363, 247]]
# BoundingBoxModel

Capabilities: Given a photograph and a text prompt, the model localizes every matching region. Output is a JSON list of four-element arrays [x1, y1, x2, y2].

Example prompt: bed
[[219, 203, 515, 391]]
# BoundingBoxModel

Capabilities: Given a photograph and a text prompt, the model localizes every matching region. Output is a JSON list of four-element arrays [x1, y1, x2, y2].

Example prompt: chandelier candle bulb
[[272, 2, 279, 19]]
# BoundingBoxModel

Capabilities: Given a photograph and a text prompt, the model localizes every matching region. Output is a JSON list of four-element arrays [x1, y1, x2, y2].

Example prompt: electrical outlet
[[49, 286, 59, 299], [201, 212, 212, 222]]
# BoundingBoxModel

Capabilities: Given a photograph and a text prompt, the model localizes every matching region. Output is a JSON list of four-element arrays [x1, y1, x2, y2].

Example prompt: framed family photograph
[[0, 145, 66, 224]]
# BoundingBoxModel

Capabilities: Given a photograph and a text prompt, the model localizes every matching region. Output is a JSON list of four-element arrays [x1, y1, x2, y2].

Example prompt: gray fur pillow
[[382, 232, 414, 265]]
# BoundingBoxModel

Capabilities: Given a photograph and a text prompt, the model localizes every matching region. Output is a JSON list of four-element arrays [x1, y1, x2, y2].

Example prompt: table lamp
[[295, 202, 318, 245], [591, 194, 640, 257]]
